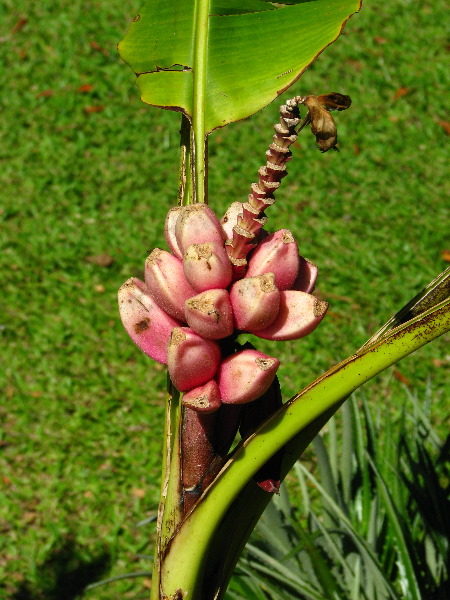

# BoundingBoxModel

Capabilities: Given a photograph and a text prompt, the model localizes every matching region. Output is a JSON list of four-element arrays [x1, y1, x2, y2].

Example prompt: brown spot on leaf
[[146, 248, 162, 265], [134, 319, 150, 334]]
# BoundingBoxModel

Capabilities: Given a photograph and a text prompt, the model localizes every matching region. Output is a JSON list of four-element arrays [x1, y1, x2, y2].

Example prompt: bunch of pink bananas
[[118, 202, 327, 412]]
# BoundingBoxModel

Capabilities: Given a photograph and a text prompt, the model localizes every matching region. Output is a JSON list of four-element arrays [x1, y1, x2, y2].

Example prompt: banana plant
[[116, 1, 450, 598]]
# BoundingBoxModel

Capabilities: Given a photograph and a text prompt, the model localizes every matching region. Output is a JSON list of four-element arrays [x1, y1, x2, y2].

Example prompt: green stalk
[[159, 299, 450, 598], [150, 382, 183, 600], [191, 0, 210, 203], [150, 5, 212, 586]]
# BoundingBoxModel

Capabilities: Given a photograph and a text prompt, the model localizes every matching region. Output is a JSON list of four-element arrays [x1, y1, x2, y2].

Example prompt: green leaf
[[340, 399, 353, 508], [244, 543, 326, 599], [367, 455, 422, 600], [118, 0, 362, 134], [313, 434, 341, 526], [296, 463, 399, 599]]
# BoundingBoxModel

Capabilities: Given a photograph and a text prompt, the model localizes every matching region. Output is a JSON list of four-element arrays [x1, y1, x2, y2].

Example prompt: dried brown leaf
[[393, 369, 411, 386], [35, 89, 54, 98], [392, 87, 411, 101], [437, 120, 450, 136], [89, 40, 108, 56], [132, 488, 146, 499], [315, 92, 351, 112], [12, 18, 28, 34], [83, 105, 104, 114], [85, 253, 114, 267], [77, 83, 93, 93], [303, 96, 338, 152], [441, 249, 450, 262]]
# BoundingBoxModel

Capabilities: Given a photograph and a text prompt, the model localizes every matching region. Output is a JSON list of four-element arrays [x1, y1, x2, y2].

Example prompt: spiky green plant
[[229, 390, 449, 600]]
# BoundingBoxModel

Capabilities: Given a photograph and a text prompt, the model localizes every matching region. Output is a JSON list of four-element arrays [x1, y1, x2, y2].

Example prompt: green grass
[[0, 0, 448, 598]]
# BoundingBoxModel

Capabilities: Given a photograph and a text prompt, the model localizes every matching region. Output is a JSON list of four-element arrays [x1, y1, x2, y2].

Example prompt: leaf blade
[[119, 0, 362, 132]]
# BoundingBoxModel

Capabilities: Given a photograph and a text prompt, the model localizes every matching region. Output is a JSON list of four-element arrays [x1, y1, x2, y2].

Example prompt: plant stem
[[150, 381, 183, 600], [151, 5, 213, 583]]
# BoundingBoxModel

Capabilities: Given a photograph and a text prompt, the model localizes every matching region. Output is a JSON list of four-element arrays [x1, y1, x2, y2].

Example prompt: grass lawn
[[0, 0, 448, 598]]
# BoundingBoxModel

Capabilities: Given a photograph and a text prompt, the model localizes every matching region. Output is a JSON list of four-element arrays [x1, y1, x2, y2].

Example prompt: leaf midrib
[[192, 0, 211, 203]]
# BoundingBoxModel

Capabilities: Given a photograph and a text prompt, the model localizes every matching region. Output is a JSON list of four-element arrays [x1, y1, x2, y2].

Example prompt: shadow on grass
[[11, 536, 111, 600]]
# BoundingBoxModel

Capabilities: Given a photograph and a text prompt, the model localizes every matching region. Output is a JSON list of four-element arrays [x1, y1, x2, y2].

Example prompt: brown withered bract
[[302, 96, 339, 152], [298, 93, 352, 152], [315, 92, 352, 112]]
